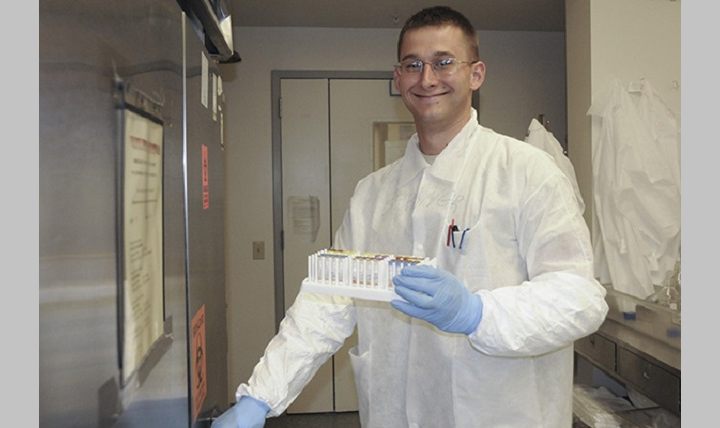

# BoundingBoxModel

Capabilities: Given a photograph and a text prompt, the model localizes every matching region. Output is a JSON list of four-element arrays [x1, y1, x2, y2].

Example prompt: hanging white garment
[[587, 78, 681, 300], [525, 118, 585, 215]]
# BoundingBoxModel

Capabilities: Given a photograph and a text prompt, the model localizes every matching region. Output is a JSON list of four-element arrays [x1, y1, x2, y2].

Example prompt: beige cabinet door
[[281, 76, 413, 414], [281, 78, 334, 414]]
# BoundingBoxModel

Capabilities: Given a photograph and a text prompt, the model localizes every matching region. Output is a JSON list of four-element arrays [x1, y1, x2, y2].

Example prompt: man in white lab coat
[[214, 6, 608, 427]]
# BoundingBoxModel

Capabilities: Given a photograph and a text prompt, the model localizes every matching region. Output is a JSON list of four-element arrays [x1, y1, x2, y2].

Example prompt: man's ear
[[470, 61, 485, 90], [393, 67, 402, 93]]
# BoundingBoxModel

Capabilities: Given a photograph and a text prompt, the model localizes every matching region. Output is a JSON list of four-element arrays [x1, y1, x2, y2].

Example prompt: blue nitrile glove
[[211, 396, 270, 428], [391, 264, 483, 335]]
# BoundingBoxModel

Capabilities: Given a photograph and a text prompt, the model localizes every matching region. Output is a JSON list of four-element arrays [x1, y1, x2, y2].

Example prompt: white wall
[[219, 25, 567, 403], [479, 31, 567, 144], [590, 0, 680, 116]]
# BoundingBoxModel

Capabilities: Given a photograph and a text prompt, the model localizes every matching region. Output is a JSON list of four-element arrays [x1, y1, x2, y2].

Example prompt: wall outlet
[[252, 241, 265, 260]]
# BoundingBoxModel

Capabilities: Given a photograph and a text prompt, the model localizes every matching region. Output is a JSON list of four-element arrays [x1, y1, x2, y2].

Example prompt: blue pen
[[459, 228, 470, 249]]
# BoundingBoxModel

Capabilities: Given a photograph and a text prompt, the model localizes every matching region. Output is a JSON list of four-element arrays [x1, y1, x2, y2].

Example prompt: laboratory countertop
[[597, 315, 680, 374], [600, 285, 680, 372], [575, 286, 681, 416]]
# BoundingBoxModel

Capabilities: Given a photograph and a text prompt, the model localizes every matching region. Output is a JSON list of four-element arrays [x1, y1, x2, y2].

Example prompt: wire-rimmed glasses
[[394, 57, 479, 76]]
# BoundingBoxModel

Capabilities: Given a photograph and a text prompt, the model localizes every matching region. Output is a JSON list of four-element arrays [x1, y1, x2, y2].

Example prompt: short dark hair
[[397, 6, 480, 61]]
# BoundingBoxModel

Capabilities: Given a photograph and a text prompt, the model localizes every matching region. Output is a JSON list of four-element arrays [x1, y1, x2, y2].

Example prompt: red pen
[[447, 218, 455, 246]]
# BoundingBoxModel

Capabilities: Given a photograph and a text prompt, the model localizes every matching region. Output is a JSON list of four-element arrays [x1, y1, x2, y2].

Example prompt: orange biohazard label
[[191, 305, 207, 421]]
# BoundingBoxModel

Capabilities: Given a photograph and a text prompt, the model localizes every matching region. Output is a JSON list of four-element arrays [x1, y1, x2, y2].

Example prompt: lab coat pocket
[[440, 226, 473, 269], [348, 345, 368, 390], [348, 345, 370, 425]]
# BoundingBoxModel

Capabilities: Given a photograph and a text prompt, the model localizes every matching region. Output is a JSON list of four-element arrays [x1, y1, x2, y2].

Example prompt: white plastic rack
[[301, 249, 435, 302]]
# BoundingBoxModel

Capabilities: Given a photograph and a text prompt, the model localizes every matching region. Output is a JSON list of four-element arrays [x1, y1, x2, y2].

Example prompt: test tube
[[333, 256, 339, 285], [362, 258, 368, 287], [308, 254, 313, 282]]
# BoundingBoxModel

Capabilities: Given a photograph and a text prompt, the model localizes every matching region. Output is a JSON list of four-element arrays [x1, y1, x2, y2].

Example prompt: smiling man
[[213, 6, 608, 428], [393, 16, 485, 154]]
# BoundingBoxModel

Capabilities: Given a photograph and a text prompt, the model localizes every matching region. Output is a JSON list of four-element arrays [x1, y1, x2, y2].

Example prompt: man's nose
[[419, 63, 439, 86]]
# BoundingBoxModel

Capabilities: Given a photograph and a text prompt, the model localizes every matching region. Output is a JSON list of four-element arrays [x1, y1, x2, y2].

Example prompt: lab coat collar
[[398, 108, 480, 186]]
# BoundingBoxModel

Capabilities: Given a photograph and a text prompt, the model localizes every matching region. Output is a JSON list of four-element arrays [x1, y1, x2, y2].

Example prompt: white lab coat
[[237, 109, 608, 427], [525, 118, 585, 215], [587, 78, 681, 299]]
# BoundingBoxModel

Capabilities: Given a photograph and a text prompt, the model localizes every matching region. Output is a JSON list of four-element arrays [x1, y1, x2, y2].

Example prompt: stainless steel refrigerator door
[[40, 1, 227, 426], [183, 15, 229, 426]]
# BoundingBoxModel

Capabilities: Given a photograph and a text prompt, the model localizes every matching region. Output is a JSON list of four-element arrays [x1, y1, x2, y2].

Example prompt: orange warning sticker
[[191, 305, 207, 421]]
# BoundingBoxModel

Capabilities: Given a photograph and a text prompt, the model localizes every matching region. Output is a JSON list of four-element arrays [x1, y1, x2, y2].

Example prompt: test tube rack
[[301, 249, 435, 302]]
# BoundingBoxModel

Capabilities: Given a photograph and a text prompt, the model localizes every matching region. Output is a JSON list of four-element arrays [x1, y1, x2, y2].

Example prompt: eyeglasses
[[394, 58, 479, 76]]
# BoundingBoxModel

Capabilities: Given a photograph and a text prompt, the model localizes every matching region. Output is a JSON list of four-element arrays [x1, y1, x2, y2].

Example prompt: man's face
[[393, 25, 484, 131]]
